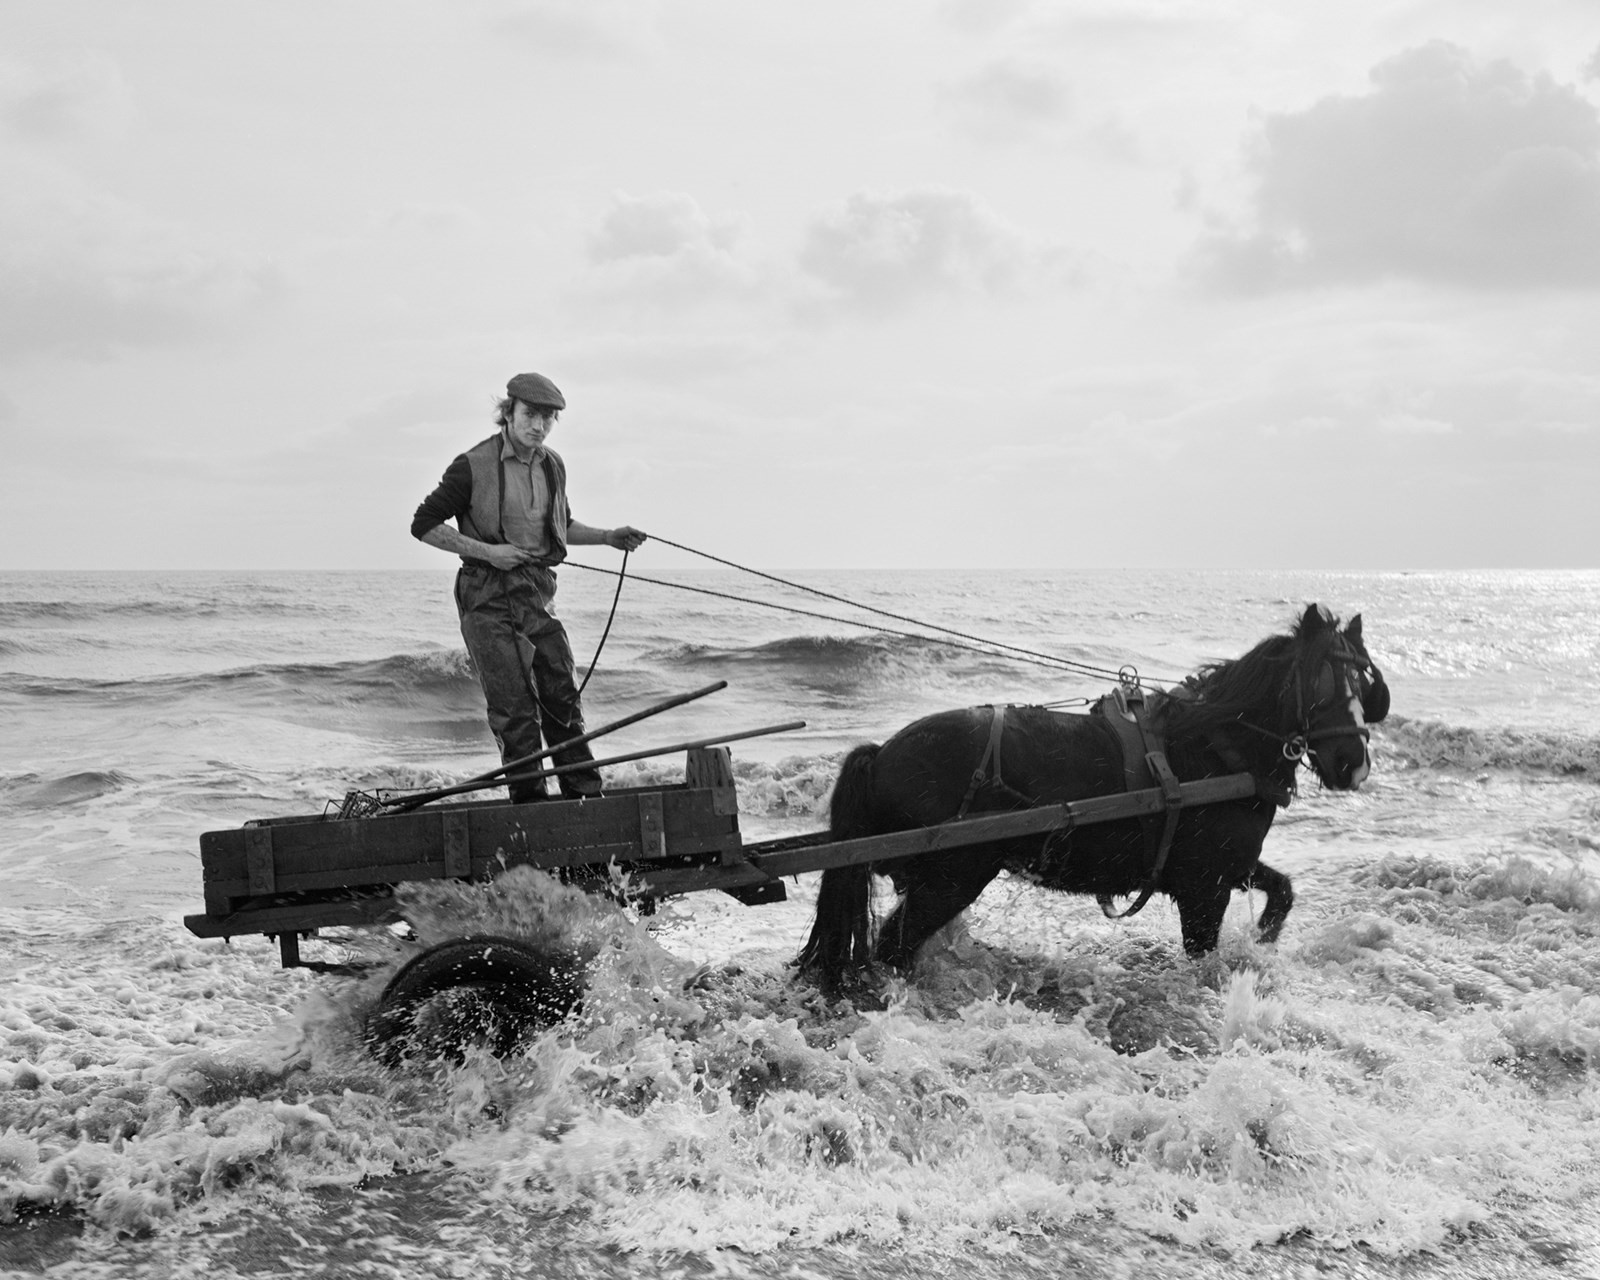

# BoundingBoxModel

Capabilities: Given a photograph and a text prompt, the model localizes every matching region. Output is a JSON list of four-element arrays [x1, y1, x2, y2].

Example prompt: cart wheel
[[364, 934, 586, 1067]]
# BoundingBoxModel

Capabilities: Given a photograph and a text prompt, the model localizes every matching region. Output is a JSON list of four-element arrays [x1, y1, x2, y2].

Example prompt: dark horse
[[798, 605, 1389, 980]]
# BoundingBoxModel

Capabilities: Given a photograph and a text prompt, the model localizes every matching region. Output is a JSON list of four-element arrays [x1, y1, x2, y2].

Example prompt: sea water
[[2, 566, 1598, 1278]]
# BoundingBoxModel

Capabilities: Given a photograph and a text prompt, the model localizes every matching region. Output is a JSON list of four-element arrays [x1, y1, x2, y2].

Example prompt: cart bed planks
[[198, 785, 738, 913]]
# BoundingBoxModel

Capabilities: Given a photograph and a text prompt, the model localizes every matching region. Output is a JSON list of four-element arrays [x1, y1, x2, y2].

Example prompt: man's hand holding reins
[[605, 526, 648, 552]]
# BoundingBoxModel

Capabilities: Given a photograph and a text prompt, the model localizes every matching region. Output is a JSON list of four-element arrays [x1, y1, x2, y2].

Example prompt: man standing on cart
[[412, 372, 647, 802]]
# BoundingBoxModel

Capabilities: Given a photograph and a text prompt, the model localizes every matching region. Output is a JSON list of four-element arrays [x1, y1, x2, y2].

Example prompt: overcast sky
[[5, 1, 1599, 571]]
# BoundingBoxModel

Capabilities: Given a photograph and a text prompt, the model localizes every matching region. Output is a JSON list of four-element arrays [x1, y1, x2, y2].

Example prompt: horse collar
[[1087, 687, 1188, 920]]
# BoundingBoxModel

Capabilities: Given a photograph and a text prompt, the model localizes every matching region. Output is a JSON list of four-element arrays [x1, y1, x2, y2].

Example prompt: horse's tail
[[796, 743, 882, 980]]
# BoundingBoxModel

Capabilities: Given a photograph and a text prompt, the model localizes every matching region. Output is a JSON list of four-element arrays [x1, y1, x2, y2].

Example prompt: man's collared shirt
[[500, 439, 552, 557]]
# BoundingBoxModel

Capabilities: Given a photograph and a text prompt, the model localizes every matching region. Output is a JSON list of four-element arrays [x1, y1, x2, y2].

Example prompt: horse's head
[[1289, 604, 1389, 790]]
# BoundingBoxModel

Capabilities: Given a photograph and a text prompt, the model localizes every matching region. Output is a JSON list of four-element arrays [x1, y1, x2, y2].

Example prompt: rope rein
[[576, 547, 628, 696], [566, 536, 1180, 689]]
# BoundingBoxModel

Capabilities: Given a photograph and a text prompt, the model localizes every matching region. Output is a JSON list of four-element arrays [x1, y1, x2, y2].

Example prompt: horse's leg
[[1174, 882, 1232, 957], [874, 849, 1003, 969], [1249, 862, 1294, 944]]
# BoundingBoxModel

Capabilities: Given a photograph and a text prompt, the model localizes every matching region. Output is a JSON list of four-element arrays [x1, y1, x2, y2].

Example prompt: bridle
[[1236, 634, 1388, 767], [1288, 635, 1390, 763]]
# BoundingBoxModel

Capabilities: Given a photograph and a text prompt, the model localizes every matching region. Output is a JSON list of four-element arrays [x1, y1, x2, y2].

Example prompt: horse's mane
[[1163, 618, 1330, 742]]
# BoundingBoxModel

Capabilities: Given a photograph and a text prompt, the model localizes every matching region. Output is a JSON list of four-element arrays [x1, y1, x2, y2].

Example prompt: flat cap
[[506, 372, 565, 410]]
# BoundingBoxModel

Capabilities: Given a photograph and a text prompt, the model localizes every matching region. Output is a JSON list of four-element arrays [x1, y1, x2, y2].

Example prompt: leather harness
[[956, 691, 1288, 923], [955, 704, 1031, 819], [1091, 686, 1184, 920]]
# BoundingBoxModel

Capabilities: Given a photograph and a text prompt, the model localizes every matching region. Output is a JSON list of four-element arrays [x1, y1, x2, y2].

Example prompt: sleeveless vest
[[456, 434, 570, 566]]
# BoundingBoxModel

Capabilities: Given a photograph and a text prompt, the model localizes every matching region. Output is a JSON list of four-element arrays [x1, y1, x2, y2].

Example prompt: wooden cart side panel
[[200, 789, 740, 913], [184, 896, 402, 939]]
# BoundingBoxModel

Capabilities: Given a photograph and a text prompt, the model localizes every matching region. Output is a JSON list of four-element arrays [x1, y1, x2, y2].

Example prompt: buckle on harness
[[1109, 684, 1144, 723]]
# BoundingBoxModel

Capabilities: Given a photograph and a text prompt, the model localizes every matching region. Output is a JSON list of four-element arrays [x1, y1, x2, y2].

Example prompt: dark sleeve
[[411, 453, 473, 538]]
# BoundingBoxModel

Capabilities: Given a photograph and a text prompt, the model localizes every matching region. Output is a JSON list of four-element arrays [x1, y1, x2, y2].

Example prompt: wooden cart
[[183, 744, 1257, 968], [182, 679, 1260, 1063]]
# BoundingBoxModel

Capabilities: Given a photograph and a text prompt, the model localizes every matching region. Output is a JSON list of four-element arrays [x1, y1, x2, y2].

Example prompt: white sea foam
[[4, 856, 1600, 1275]]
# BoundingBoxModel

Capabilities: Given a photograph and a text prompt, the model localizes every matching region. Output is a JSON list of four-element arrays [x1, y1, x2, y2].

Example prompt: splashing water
[[9, 856, 1598, 1279]]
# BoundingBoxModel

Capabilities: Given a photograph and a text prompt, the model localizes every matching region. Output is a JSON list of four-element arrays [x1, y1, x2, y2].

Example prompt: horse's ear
[[1300, 603, 1330, 634], [1344, 613, 1389, 721], [1362, 670, 1391, 723]]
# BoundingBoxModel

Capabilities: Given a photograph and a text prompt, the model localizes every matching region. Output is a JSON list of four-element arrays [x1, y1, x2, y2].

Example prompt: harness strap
[[1095, 689, 1186, 922], [955, 704, 1033, 819], [955, 705, 1006, 819], [1145, 749, 1184, 878]]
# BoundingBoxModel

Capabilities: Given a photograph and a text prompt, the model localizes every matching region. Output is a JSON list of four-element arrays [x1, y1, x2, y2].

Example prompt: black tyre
[[364, 934, 586, 1067]]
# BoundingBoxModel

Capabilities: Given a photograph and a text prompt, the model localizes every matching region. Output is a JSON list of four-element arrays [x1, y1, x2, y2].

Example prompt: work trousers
[[454, 563, 602, 800]]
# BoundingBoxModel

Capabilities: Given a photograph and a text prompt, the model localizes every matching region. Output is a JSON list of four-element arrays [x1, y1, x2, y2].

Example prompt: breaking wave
[[0, 596, 311, 626], [640, 632, 1090, 706], [0, 770, 137, 809], [1, 650, 483, 711], [1379, 715, 1600, 779], [607, 752, 843, 821]]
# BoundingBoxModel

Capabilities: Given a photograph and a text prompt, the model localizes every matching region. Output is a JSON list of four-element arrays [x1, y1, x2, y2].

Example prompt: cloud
[[1378, 411, 1454, 435], [344, 384, 484, 444], [579, 191, 757, 304], [939, 60, 1143, 161], [491, 0, 658, 58], [1194, 42, 1600, 291], [1157, 361, 1600, 453], [0, 50, 129, 142], [938, 0, 1031, 36], [941, 59, 1072, 141], [797, 187, 1052, 313], [587, 191, 741, 263], [0, 163, 282, 362], [377, 203, 481, 238], [1400, 365, 1600, 435], [552, 332, 768, 385], [938, 0, 1224, 38]]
